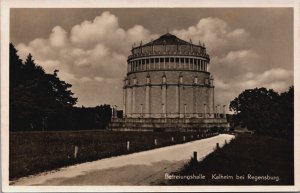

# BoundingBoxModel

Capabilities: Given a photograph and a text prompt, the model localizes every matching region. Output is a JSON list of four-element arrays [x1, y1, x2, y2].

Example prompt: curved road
[[11, 134, 235, 185]]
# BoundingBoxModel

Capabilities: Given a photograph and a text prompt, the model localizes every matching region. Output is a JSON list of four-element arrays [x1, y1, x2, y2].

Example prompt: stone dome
[[128, 33, 209, 61]]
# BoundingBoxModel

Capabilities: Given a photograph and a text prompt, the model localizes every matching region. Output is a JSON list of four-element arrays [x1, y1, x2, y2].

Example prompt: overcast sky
[[10, 8, 294, 110]]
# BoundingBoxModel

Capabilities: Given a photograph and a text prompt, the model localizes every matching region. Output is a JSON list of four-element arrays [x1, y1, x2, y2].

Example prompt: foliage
[[9, 43, 112, 131], [229, 87, 294, 137]]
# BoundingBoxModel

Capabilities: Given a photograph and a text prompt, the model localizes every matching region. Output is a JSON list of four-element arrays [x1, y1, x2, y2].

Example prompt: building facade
[[109, 33, 229, 131], [123, 33, 215, 118]]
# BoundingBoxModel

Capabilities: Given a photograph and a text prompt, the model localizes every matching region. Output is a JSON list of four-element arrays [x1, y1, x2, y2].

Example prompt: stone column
[[123, 88, 126, 117], [132, 77, 137, 117], [159, 57, 161, 69], [145, 74, 151, 117], [127, 87, 132, 117], [162, 75, 167, 117], [140, 104, 143, 117], [193, 87, 196, 116], [145, 86, 150, 117], [132, 87, 135, 116], [162, 87, 167, 117], [179, 74, 183, 117], [223, 105, 226, 118], [162, 104, 165, 117], [176, 85, 180, 116], [204, 103, 207, 118], [128, 87, 133, 117], [216, 105, 219, 118]]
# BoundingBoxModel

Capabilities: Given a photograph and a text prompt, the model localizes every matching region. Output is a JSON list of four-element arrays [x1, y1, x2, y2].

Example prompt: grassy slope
[[9, 130, 214, 180], [167, 134, 294, 185]]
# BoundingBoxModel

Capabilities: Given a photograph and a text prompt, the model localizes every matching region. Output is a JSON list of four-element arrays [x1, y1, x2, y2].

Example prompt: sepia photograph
[[1, 0, 299, 192]]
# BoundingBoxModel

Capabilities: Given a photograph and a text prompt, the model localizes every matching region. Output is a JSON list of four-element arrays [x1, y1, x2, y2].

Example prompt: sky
[[10, 8, 294, 110]]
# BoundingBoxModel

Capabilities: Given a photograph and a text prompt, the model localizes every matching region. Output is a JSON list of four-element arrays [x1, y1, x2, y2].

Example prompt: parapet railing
[[128, 51, 209, 60]]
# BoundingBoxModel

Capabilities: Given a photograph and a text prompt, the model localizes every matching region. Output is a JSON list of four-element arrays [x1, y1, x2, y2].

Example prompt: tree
[[23, 53, 45, 80], [9, 43, 77, 131], [229, 87, 280, 135], [278, 86, 294, 137], [9, 43, 23, 86], [45, 70, 77, 108], [230, 87, 294, 137]]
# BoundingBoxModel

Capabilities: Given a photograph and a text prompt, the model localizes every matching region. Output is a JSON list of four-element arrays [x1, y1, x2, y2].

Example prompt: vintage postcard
[[1, 0, 299, 192]]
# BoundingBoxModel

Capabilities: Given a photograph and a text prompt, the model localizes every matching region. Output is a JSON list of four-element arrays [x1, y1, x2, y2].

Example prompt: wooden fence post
[[127, 141, 130, 151], [193, 151, 198, 162], [74, 145, 78, 159]]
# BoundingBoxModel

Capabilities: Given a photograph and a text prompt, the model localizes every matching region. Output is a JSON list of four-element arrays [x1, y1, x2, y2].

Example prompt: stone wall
[[124, 70, 214, 118], [109, 117, 230, 131]]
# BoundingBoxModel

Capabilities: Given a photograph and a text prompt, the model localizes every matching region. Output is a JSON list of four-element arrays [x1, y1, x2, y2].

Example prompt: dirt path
[[11, 134, 235, 185]]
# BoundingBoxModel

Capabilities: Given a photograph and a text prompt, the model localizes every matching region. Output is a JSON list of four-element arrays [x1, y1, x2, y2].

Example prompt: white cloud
[[210, 49, 261, 80], [172, 17, 250, 55], [49, 26, 68, 48], [214, 68, 293, 112], [15, 13, 292, 107], [15, 11, 157, 106]]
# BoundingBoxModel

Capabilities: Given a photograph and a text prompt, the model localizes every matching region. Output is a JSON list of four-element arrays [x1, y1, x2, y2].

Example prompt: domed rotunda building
[[110, 33, 229, 131]]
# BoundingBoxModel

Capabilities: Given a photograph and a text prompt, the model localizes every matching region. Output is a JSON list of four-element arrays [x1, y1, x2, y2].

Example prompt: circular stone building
[[124, 33, 214, 118], [110, 33, 229, 131]]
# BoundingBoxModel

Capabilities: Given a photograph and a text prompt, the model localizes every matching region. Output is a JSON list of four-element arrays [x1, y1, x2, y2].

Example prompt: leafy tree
[[278, 86, 294, 137], [230, 87, 293, 137], [229, 88, 279, 135]]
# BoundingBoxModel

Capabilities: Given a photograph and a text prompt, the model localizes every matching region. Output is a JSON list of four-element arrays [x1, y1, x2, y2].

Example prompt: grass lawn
[[166, 133, 294, 185], [9, 130, 215, 180]]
